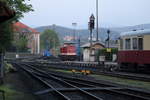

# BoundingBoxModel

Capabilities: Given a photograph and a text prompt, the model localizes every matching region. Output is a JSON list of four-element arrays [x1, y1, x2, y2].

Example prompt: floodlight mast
[[72, 23, 77, 42], [96, 0, 99, 42]]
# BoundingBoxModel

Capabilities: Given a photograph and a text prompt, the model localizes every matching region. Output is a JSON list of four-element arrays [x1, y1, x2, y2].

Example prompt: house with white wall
[[81, 42, 105, 62]]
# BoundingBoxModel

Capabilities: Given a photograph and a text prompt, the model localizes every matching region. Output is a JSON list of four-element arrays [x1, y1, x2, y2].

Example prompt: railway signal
[[89, 14, 95, 30], [107, 29, 110, 48], [89, 14, 95, 61]]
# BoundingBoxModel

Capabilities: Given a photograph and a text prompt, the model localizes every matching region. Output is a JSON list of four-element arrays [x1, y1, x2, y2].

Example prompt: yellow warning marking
[[81, 70, 86, 73], [86, 70, 91, 74], [72, 69, 76, 73]]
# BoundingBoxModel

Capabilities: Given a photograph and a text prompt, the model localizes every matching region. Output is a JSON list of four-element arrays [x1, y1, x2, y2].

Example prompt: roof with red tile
[[13, 22, 39, 34]]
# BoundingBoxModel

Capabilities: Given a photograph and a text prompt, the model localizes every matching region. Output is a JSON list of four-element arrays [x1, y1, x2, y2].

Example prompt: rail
[[12, 62, 150, 100]]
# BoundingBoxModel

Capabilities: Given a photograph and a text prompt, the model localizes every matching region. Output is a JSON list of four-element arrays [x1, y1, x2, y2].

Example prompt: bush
[[97, 48, 118, 61]]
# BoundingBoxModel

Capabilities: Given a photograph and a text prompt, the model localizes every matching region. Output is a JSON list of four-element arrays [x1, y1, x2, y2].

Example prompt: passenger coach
[[118, 29, 150, 70]]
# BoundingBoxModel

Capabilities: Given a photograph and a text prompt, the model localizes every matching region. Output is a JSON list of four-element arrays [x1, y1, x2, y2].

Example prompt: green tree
[[12, 34, 28, 52], [0, 22, 13, 52], [40, 29, 60, 51], [2, 0, 33, 20], [97, 48, 118, 61], [0, 0, 33, 52], [0, 0, 33, 81]]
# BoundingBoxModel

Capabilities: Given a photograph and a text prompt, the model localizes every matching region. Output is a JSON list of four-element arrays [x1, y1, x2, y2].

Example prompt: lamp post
[[107, 29, 111, 61]]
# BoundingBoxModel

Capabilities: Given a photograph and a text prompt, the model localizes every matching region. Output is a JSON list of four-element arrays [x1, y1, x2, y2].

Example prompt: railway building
[[13, 22, 40, 54], [81, 42, 105, 62]]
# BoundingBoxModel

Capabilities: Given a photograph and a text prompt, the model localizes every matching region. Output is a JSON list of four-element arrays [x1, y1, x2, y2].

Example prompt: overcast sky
[[21, 0, 150, 29]]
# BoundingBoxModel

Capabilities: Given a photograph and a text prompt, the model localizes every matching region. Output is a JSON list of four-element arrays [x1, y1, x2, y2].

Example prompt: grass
[[0, 84, 22, 100], [49, 68, 86, 74], [0, 62, 36, 100], [53, 69, 72, 73], [90, 74, 150, 90], [49, 68, 150, 90]]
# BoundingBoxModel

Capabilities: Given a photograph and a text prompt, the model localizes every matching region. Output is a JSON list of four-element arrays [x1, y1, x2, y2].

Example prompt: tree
[[1, 0, 33, 20], [40, 29, 60, 52], [0, 0, 33, 51], [0, 22, 13, 52], [13, 34, 28, 52], [0, 0, 33, 82]]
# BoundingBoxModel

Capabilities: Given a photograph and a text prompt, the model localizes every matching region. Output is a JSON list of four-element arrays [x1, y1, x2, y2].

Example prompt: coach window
[[125, 38, 131, 50], [133, 38, 138, 50], [138, 38, 143, 50], [120, 39, 123, 50]]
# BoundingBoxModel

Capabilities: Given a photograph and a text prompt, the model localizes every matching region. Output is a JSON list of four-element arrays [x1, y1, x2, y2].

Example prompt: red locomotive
[[59, 42, 77, 61], [118, 29, 150, 71]]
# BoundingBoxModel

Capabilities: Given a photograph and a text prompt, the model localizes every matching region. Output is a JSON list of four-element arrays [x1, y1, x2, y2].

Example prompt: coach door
[[138, 37, 144, 64]]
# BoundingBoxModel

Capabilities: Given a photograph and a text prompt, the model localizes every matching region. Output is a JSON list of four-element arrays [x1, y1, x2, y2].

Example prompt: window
[[138, 38, 143, 50], [125, 38, 131, 50], [132, 38, 138, 50], [120, 39, 123, 50]]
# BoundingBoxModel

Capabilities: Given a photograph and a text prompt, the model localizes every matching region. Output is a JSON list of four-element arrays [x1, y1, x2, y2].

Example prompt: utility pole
[[96, 0, 99, 42]]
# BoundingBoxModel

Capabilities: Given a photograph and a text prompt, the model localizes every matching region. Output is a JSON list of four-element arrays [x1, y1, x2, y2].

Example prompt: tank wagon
[[118, 29, 150, 71]]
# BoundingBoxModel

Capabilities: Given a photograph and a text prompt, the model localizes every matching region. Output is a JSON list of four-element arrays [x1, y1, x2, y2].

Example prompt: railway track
[[12, 61, 150, 100], [23, 61, 150, 82]]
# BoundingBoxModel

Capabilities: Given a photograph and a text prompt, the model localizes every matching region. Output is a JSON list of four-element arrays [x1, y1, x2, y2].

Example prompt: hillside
[[35, 23, 150, 43], [35, 25, 119, 43]]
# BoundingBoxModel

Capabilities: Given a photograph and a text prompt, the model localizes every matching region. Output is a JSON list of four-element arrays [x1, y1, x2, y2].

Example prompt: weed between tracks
[[48, 68, 150, 90], [91, 74, 150, 90]]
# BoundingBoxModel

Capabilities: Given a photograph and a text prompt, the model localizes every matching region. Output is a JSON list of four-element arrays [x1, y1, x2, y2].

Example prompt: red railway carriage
[[118, 29, 150, 70], [118, 51, 150, 65], [59, 43, 77, 61]]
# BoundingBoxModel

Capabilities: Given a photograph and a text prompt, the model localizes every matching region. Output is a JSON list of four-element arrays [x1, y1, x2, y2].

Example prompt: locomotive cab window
[[125, 38, 131, 50]]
